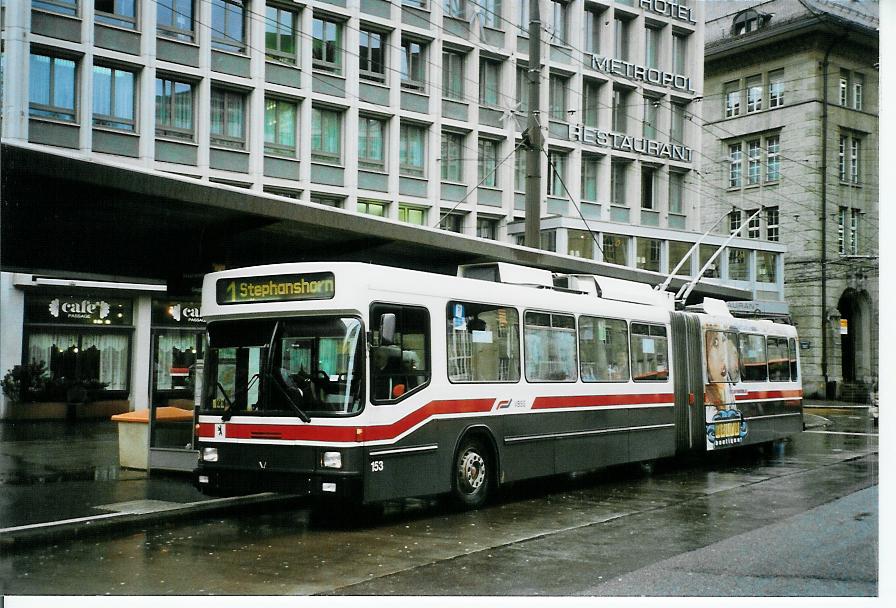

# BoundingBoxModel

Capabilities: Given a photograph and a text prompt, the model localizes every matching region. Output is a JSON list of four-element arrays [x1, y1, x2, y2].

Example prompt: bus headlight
[[321, 451, 342, 469], [202, 447, 219, 462]]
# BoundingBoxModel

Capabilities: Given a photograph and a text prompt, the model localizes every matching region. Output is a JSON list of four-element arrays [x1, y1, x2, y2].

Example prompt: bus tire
[[452, 437, 492, 509]]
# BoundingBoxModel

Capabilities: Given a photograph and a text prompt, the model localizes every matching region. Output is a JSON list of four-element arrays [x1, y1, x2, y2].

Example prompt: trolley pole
[[524, 0, 543, 249]]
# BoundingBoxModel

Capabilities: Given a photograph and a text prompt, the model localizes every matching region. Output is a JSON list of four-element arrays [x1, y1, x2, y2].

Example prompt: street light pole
[[524, 0, 544, 249]]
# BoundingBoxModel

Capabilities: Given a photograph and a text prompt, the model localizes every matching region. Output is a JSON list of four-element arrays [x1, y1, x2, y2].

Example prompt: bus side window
[[370, 304, 430, 403], [738, 333, 768, 382], [579, 316, 629, 382], [767, 337, 790, 381], [630, 323, 668, 382]]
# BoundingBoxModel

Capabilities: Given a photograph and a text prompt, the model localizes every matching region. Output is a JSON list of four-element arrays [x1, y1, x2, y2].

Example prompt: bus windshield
[[203, 317, 364, 417]]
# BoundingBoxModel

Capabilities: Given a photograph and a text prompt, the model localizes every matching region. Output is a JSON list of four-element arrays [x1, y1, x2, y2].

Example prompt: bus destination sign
[[216, 272, 336, 305]]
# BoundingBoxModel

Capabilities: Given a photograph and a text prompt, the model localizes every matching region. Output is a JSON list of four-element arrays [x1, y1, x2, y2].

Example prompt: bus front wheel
[[452, 437, 491, 509]]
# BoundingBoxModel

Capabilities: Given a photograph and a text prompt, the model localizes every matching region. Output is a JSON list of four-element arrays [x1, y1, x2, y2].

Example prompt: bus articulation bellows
[[194, 262, 803, 508]]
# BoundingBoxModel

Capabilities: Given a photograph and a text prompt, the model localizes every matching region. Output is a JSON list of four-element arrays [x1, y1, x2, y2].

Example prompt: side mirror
[[379, 313, 396, 346]]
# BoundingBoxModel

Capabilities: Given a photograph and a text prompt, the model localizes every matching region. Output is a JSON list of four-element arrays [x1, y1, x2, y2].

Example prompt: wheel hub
[[460, 450, 485, 492]]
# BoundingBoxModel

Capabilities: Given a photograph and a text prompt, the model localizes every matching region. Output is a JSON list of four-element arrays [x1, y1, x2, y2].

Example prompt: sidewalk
[[0, 419, 300, 547], [0, 399, 869, 547]]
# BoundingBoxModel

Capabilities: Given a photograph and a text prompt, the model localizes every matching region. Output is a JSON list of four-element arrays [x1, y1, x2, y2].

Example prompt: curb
[[0, 492, 304, 548]]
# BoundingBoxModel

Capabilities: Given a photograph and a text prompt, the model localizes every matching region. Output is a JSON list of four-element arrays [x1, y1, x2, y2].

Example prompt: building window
[[837, 206, 848, 254], [850, 208, 860, 254], [479, 58, 500, 106], [401, 37, 426, 91], [672, 32, 687, 75], [400, 122, 426, 177], [756, 252, 777, 283], [358, 199, 387, 217], [747, 139, 761, 185], [768, 69, 784, 108], [733, 9, 764, 35], [477, 217, 498, 239], [728, 143, 742, 188], [765, 135, 780, 181], [440, 212, 464, 233], [838, 135, 847, 181], [264, 97, 297, 157], [549, 74, 568, 121], [516, 0, 529, 32], [95, 0, 137, 29], [853, 73, 864, 111], [33, 0, 78, 17], [839, 70, 849, 106], [548, 0, 568, 45], [514, 149, 526, 192], [567, 229, 594, 259], [747, 210, 760, 239], [358, 115, 386, 171], [728, 248, 749, 280], [210, 88, 245, 149], [582, 79, 601, 128], [668, 241, 692, 275], [398, 205, 426, 225], [442, 49, 465, 101], [445, 0, 466, 19], [540, 230, 557, 251], [636, 238, 661, 272], [310, 194, 343, 207], [729, 208, 742, 234], [746, 74, 762, 112], [850, 137, 861, 184], [699, 244, 720, 278], [612, 88, 628, 132], [643, 96, 658, 140], [476, 0, 501, 29], [668, 171, 684, 214], [603, 234, 629, 266], [29, 53, 77, 122], [670, 102, 685, 144], [211, 0, 246, 54], [611, 161, 627, 205], [359, 28, 385, 82], [724, 80, 740, 118], [157, 0, 194, 42], [478, 138, 500, 188], [92, 65, 135, 131], [312, 16, 342, 74], [581, 155, 599, 202], [265, 5, 298, 65], [547, 150, 567, 197], [614, 16, 629, 61], [585, 9, 602, 54], [641, 167, 655, 210], [516, 64, 529, 113], [766, 207, 779, 242], [644, 26, 660, 70], [311, 106, 342, 163], [441, 132, 464, 182], [155, 77, 193, 139]]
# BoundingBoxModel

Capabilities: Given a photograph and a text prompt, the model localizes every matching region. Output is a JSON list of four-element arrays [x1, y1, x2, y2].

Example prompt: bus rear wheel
[[452, 438, 491, 509]]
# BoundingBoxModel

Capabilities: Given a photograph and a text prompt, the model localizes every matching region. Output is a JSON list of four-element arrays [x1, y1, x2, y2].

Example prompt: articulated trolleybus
[[195, 262, 803, 508]]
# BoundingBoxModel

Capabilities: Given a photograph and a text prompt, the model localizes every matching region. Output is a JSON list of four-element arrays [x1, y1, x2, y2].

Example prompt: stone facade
[[702, 0, 879, 398]]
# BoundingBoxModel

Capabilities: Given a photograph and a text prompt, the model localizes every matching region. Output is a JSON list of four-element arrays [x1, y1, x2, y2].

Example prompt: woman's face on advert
[[706, 331, 732, 382]]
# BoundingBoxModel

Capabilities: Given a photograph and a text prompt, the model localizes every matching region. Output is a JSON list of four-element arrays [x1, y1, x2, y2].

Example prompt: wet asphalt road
[[0, 408, 879, 597]]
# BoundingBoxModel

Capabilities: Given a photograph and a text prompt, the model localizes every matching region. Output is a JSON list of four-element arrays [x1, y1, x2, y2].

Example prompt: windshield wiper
[[220, 373, 259, 422], [271, 369, 311, 423]]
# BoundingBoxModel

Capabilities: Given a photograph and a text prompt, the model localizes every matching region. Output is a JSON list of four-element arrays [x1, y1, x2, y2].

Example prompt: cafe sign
[[152, 300, 204, 327], [26, 295, 133, 326]]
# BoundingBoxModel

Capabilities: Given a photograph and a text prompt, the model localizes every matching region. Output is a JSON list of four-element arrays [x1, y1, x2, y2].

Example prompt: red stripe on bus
[[735, 389, 804, 401], [532, 392, 674, 409], [197, 397, 495, 443]]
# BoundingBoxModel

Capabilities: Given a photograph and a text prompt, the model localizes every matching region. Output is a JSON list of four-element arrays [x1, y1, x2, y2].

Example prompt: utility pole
[[524, 0, 543, 249]]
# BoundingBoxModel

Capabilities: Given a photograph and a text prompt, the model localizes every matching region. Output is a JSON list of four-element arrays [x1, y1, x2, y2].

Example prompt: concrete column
[[130, 295, 153, 412], [1, 0, 30, 140], [79, 4, 96, 154], [138, 0, 159, 166]]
